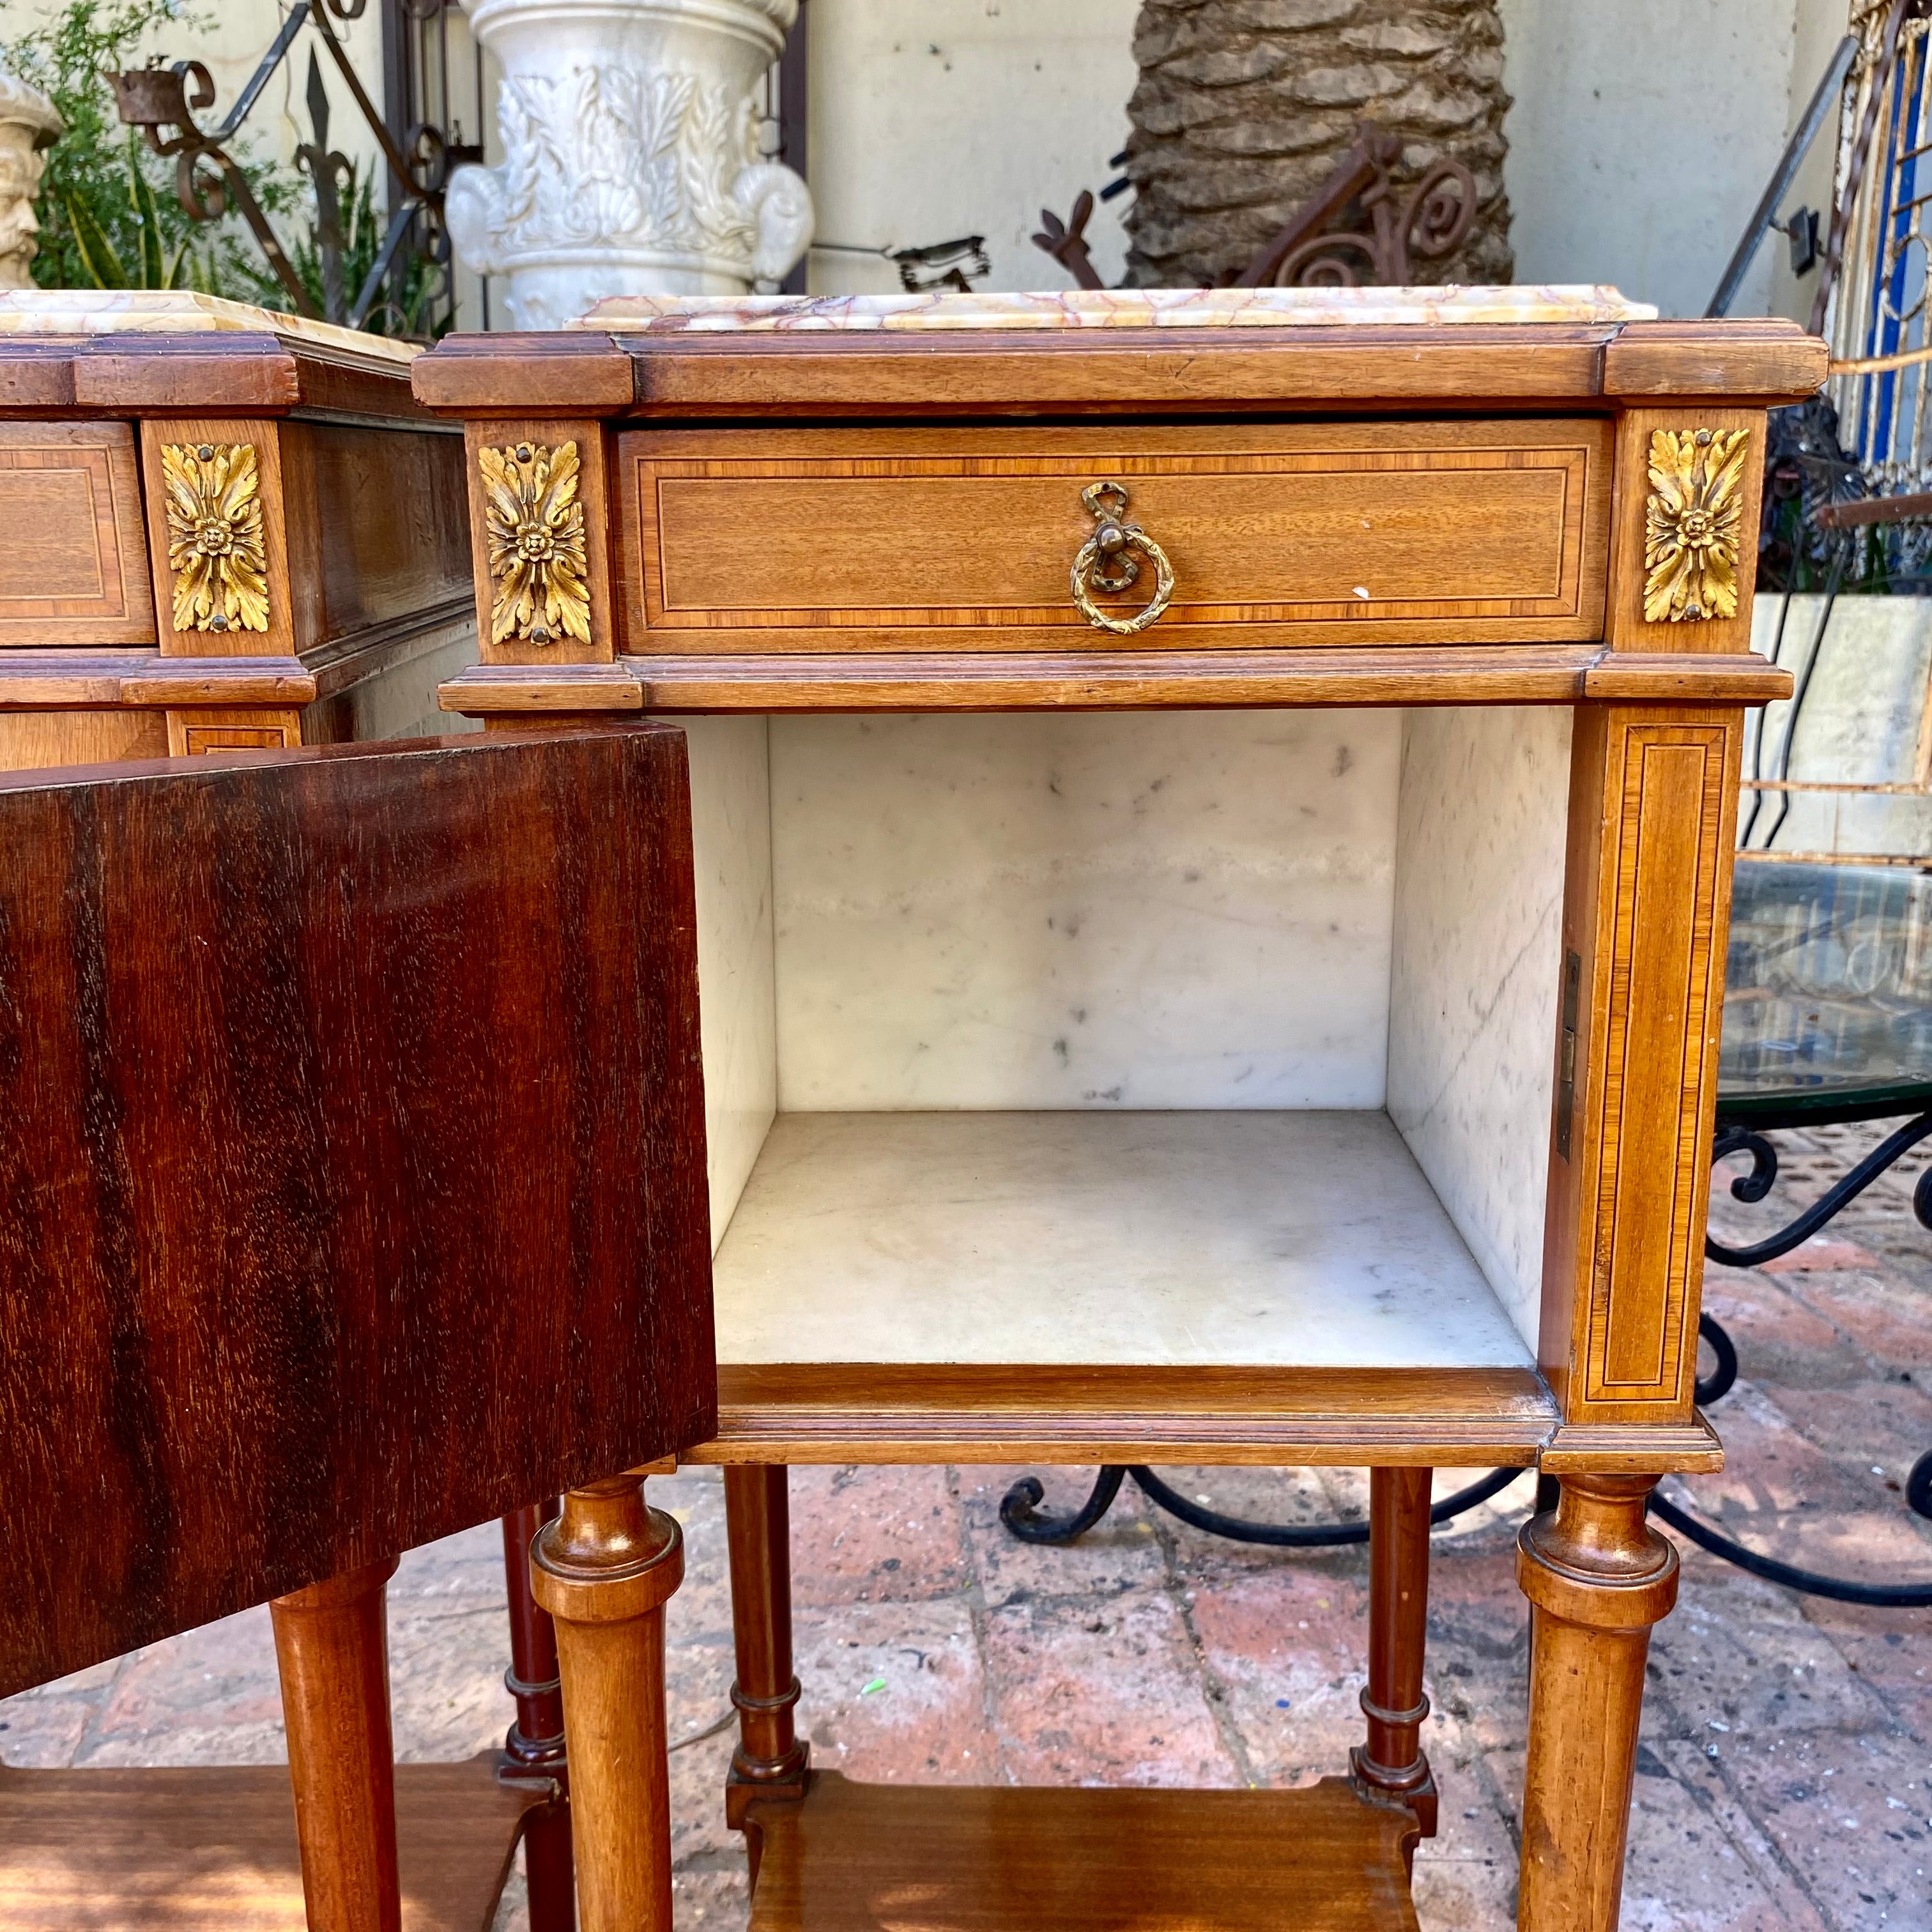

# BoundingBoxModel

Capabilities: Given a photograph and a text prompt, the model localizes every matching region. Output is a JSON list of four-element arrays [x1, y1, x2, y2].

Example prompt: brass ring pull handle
[[1070, 480, 1175, 635]]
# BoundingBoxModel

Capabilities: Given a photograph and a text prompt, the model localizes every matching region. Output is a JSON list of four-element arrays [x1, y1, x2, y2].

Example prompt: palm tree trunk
[[1124, 0, 1513, 289]]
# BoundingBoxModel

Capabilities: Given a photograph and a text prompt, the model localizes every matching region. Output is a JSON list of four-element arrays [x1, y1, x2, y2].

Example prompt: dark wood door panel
[[0, 725, 712, 1695]]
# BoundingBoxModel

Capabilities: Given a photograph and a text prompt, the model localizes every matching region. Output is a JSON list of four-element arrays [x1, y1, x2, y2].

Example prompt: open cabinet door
[[0, 725, 713, 1699]]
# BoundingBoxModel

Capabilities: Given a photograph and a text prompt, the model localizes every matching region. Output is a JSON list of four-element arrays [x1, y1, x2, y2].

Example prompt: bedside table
[[414, 284, 1822, 1932]]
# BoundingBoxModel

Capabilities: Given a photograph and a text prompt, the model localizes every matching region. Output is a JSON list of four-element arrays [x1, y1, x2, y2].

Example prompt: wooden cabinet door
[[0, 724, 711, 1697]]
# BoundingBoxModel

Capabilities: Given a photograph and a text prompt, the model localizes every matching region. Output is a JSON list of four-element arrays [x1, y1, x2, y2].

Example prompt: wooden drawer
[[0, 422, 155, 647], [616, 420, 1613, 653]]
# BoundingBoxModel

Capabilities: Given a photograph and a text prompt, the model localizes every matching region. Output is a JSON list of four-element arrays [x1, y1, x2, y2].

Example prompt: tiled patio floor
[[4, 1121, 1929, 1930]]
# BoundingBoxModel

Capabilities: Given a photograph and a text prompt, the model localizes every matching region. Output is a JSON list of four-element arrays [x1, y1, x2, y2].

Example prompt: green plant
[[290, 158, 448, 340], [2, 0, 300, 301]]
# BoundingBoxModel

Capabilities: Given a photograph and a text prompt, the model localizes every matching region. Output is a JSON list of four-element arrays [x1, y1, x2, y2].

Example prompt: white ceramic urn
[[447, 0, 813, 328]]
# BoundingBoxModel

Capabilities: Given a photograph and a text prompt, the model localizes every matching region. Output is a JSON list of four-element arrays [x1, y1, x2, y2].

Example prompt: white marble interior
[[711, 1110, 1534, 1369], [768, 711, 1399, 1112], [678, 714, 777, 1251], [1386, 709, 1570, 1353], [326, 622, 481, 744], [685, 706, 1568, 1358], [575, 284, 1657, 332]]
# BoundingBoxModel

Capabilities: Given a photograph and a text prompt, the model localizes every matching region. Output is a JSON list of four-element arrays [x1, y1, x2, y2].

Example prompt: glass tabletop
[[1721, 859, 1932, 1124]]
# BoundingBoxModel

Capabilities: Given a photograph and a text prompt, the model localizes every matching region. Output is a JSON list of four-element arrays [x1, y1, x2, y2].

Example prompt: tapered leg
[[1516, 1473, 1678, 1932], [270, 1557, 402, 1932], [1351, 1465, 1438, 1837], [500, 1502, 574, 1932], [723, 1466, 809, 1883], [530, 1475, 683, 1932]]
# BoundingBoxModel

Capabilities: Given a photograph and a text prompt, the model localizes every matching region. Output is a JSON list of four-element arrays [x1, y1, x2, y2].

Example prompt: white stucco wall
[[1498, 0, 1850, 320], [806, 0, 1138, 296]]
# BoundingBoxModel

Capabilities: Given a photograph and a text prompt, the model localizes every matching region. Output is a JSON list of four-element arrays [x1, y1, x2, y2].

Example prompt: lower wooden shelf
[[0, 1750, 544, 1931], [744, 1769, 1422, 1932]]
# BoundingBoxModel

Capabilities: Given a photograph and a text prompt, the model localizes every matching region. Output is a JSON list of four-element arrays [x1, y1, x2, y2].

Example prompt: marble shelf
[[712, 1110, 1534, 1372]]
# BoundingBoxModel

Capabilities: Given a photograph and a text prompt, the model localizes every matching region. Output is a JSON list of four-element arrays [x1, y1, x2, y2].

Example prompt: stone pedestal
[[447, 0, 813, 328], [0, 64, 63, 291]]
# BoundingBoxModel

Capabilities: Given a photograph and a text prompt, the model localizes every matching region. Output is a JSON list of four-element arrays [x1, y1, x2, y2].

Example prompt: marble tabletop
[[0, 290, 419, 360], [572, 284, 1657, 334]]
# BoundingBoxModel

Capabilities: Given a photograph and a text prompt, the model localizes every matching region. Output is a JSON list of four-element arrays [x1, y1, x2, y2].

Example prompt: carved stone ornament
[[1643, 427, 1750, 624], [447, 0, 813, 329], [0, 60, 63, 291], [162, 442, 270, 634], [482, 439, 592, 647]]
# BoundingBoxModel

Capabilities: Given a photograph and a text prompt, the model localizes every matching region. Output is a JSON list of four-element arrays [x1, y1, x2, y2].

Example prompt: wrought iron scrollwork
[[1706, 1114, 1932, 1268], [1032, 118, 1476, 295], [111, 0, 472, 337], [1673, 1114, 1932, 1606], [1000, 1463, 1522, 1549]]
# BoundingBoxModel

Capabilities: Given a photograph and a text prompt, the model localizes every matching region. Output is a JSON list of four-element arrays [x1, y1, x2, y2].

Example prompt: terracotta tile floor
[[4, 1120, 1929, 1930]]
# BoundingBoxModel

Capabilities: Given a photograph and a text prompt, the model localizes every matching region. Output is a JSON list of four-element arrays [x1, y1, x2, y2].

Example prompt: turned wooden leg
[[723, 1465, 810, 1884], [1516, 1473, 1679, 1932], [500, 1502, 574, 1932], [1351, 1466, 1438, 1837], [270, 1557, 402, 1932], [530, 1475, 683, 1932]]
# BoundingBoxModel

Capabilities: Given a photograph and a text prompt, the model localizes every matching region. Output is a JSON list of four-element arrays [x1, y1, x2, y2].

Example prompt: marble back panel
[[767, 710, 1399, 1112]]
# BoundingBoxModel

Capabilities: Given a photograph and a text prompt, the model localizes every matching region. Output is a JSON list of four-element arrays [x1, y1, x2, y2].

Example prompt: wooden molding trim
[[688, 1362, 1560, 1466], [441, 662, 645, 712], [409, 318, 1825, 419], [1538, 1417, 1724, 1474], [438, 645, 1789, 716], [0, 654, 316, 709], [0, 332, 427, 421]]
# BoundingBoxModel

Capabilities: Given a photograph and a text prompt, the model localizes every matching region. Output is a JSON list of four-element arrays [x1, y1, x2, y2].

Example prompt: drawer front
[[617, 420, 1612, 652], [0, 422, 156, 647]]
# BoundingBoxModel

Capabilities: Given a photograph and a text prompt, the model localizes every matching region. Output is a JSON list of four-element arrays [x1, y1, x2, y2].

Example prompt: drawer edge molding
[[598, 646, 1791, 714], [0, 653, 316, 710], [441, 660, 645, 712]]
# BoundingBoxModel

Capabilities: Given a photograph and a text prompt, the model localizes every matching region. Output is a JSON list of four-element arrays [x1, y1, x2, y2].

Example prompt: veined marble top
[[0, 291, 419, 360], [711, 1110, 1535, 1369], [573, 284, 1656, 334]]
